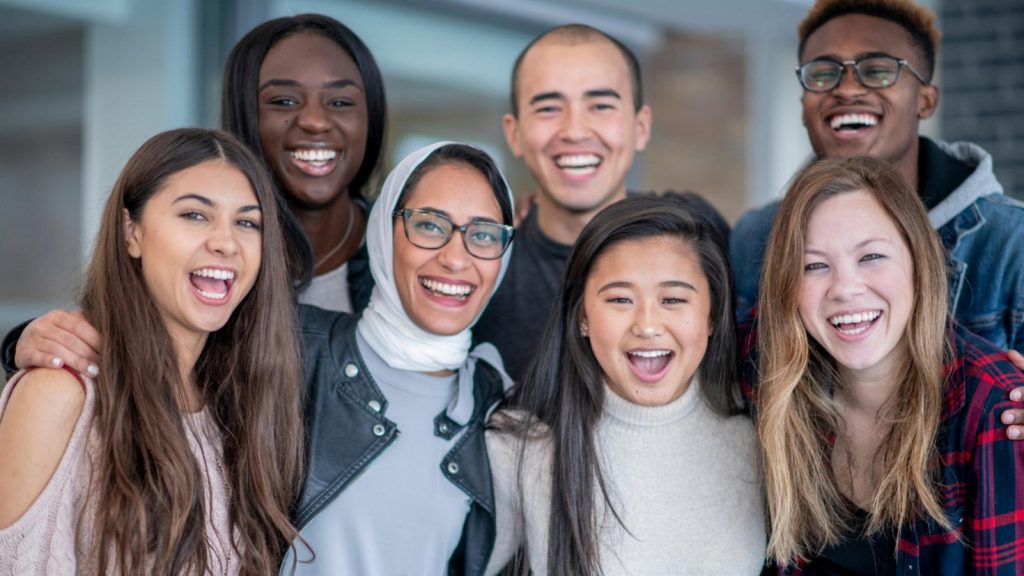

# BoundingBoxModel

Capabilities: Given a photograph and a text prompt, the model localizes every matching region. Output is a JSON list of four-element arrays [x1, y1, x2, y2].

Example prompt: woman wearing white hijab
[[283, 141, 515, 576]]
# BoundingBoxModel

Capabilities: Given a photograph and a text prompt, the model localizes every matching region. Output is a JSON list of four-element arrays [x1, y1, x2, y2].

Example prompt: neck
[[292, 195, 363, 275], [171, 331, 207, 413], [896, 136, 922, 192], [836, 367, 899, 420], [534, 188, 627, 246]]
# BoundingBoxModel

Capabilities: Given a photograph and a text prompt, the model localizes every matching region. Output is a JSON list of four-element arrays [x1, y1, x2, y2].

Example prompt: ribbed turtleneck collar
[[601, 376, 701, 428]]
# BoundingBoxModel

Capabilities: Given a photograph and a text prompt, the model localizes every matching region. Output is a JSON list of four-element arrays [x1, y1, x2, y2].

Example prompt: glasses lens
[[856, 57, 899, 88], [405, 210, 452, 249], [801, 60, 842, 91], [464, 222, 511, 259]]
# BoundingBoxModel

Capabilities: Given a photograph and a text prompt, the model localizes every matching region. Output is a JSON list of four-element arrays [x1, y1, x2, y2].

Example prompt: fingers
[[1009, 349, 1024, 372], [1001, 409, 1024, 440], [15, 310, 102, 376]]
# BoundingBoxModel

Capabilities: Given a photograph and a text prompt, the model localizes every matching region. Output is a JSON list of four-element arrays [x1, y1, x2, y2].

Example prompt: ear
[[124, 209, 142, 258], [502, 113, 523, 157], [634, 104, 653, 151], [917, 84, 939, 120]]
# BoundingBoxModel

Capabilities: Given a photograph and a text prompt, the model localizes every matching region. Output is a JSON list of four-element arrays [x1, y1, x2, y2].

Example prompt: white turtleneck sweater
[[485, 380, 766, 575]]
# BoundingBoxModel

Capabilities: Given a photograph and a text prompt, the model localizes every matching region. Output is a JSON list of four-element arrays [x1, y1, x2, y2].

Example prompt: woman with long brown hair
[[756, 156, 1024, 574], [0, 128, 305, 575]]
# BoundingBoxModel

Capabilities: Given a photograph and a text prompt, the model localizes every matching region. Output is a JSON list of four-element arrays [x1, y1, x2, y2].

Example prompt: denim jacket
[[287, 305, 506, 576], [731, 138, 1024, 353]]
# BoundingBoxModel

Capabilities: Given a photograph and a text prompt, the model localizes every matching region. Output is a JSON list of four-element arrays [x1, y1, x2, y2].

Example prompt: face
[[800, 14, 938, 174], [582, 236, 712, 406], [393, 163, 505, 336], [258, 31, 368, 209], [799, 190, 914, 383], [126, 160, 262, 353], [504, 38, 651, 217]]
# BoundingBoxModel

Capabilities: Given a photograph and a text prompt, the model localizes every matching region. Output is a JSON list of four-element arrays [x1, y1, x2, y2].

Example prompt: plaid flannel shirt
[[740, 317, 1024, 575]]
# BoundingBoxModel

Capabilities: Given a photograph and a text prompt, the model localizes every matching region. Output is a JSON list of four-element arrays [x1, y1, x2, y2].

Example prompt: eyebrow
[[805, 51, 899, 63], [804, 237, 893, 255], [597, 280, 698, 293], [528, 88, 622, 107], [174, 193, 260, 213], [413, 206, 501, 225], [258, 78, 361, 91]]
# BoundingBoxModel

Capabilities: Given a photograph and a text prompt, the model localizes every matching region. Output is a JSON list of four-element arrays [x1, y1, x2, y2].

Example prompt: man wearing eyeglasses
[[731, 0, 1024, 358]]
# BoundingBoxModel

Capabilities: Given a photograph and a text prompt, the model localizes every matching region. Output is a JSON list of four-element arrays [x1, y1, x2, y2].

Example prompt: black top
[[814, 505, 897, 576]]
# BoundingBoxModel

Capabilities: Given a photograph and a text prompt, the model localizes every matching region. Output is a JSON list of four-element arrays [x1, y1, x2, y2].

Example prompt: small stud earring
[[580, 321, 589, 338]]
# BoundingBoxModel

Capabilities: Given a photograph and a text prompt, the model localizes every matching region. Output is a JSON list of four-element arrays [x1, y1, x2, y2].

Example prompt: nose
[[558, 104, 589, 141], [826, 261, 866, 301], [296, 101, 331, 134], [435, 232, 472, 272], [207, 218, 241, 257], [832, 62, 867, 99], [630, 301, 664, 338]]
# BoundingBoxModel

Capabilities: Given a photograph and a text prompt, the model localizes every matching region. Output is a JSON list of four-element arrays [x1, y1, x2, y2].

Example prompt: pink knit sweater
[[0, 370, 240, 575]]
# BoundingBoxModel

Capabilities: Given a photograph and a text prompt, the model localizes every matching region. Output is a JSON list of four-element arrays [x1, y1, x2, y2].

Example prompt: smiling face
[[257, 31, 367, 209], [800, 14, 938, 182], [799, 190, 914, 383], [582, 235, 711, 406], [125, 160, 262, 354], [392, 162, 504, 336], [504, 38, 651, 225]]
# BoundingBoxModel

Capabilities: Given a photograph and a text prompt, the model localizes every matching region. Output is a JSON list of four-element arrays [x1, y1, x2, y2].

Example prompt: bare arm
[[13, 310, 101, 377], [0, 368, 86, 528]]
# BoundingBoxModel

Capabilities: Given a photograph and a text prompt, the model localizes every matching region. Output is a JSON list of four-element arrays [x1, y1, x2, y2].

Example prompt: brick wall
[[939, 0, 1024, 199]]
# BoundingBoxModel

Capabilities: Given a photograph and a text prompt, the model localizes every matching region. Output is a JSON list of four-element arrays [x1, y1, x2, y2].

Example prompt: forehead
[[806, 190, 901, 243], [152, 161, 257, 208], [516, 38, 633, 104], [402, 163, 502, 219], [259, 31, 362, 82], [590, 236, 708, 287], [802, 13, 920, 64]]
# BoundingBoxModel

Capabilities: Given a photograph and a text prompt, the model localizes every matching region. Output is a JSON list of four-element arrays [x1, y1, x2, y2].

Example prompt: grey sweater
[[485, 380, 766, 575]]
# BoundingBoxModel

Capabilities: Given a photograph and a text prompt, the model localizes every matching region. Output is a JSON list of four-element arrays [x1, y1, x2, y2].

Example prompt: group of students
[[2, 0, 1024, 575]]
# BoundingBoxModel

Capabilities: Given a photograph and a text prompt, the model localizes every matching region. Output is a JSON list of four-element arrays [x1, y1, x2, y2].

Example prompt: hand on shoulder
[[0, 367, 87, 528]]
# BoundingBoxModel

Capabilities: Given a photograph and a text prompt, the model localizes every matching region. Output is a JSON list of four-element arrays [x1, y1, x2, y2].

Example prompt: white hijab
[[357, 142, 514, 416]]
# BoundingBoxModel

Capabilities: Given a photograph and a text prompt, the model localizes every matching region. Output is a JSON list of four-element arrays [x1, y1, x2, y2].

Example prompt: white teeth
[[421, 278, 473, 297], [555, 153, 601, 175], [197, 289, 228, 300], [291, 149, 337, 162], [192, 268, 235, 281], [830, 113, 879, 130], [829, 310, 881, 326], [629, 350, 671, 358]]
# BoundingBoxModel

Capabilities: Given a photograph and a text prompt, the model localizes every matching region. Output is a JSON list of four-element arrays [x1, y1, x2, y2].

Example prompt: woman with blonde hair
[[755, 155, 1024, 574]]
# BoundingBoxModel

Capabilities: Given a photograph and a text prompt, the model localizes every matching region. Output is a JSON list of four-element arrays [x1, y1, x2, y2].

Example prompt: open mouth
[[554, 153, 601, 177], [828, 310, 881, 336], [190, 267, 235, 302], [289, 148, 338, 176], [627, 349, 673, 382], [420, 277, 475, 301], [829, 113, 879, 133]]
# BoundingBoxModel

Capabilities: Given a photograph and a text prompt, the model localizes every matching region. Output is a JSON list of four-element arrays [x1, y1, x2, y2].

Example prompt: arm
[[0, 368, 86, 528], [999, 350, 1024, 439], [6, 310, 101, 377]]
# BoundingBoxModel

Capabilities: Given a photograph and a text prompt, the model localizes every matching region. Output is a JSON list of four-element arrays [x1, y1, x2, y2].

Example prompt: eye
[[180, 211, 206, 222], [328, 98, 354, 108], [860, 253, 886, 263], [237, 218, 262, 230], [534, 104, 561, 114], [267, 96, 298, 107], [592, 102, 617, 111], [804, 261, 828, 272], [412, 218, 447, 236], [468, 227, 499, 246], [606, 296, 632, 305], [662, 297, 687, 305]]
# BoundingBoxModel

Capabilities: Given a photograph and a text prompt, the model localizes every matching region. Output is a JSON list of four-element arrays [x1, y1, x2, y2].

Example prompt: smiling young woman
[[755, 156, 1024, 574]]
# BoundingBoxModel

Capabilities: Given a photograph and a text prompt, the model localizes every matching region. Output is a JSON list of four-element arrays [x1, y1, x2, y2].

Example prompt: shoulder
[[733, 200, 781, 238], [945, 326, 1024, 422], [3, 368, 87, 421]]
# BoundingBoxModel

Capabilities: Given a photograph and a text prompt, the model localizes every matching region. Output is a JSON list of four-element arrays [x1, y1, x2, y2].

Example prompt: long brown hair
[[756, 156, 950, 565], [79, 128, 305, 574]]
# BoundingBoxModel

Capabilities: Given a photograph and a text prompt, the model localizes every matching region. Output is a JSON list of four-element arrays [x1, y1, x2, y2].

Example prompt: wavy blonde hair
[[756, 156, 951, 565]]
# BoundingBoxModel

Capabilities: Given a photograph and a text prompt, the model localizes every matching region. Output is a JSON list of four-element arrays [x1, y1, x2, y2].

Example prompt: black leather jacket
[[293, 305, 505, 576]]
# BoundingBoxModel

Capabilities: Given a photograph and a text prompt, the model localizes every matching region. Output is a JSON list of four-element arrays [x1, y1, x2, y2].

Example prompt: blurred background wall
[[1, 0, 1017, 341]]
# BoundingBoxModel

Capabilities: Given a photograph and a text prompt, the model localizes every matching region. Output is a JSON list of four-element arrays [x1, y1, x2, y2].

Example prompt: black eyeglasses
[[795, 55, 928, 93], [394, 208, 514, 260]]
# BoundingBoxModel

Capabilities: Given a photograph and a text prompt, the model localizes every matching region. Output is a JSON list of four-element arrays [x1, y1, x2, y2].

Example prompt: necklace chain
[[314, 205, 357, 271]]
